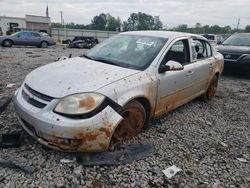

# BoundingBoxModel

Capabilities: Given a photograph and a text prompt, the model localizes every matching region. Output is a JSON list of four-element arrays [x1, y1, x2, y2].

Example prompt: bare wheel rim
[[207, 76, 218, 99], [113, 107, 145, 142]]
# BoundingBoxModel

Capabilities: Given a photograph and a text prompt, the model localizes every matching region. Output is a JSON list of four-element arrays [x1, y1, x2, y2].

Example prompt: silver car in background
[[13, 31, 224, 152], [0, 31, 55, 48]]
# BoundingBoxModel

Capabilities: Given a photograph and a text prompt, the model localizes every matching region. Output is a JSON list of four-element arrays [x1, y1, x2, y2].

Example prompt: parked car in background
[[202, 34, 225, 46], [13, 31, 224, 152], [0, 31, 55, 48], [216, 33, 250, 73]]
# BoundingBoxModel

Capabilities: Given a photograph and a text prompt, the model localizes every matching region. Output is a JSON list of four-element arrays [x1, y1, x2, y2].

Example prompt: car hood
[[217, 45, 250, 54], [25, 57, 140, 98]]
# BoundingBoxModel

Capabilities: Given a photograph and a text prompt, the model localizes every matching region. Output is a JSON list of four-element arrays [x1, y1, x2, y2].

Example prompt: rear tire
[[3, 40, 13, 47], [40, 41, 48, 48], [201, 75, 219, 101]]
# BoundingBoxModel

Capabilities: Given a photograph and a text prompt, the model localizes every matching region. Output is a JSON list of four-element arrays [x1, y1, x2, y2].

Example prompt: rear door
[[29, 32, 42, 46], [190, 39, 215, 93]]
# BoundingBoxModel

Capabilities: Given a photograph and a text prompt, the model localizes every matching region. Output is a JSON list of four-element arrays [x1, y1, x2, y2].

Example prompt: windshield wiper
[[91, 57, 119, 66], [81, 54, 93, 60]]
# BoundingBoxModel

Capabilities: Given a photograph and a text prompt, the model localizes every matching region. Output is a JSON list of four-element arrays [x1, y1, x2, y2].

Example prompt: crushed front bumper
[[13, 86, 122, 152]]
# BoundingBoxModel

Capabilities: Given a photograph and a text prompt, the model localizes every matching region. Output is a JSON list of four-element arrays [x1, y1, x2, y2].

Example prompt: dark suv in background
[[217, 33, 250, 74], [0, 31, 55, 48]]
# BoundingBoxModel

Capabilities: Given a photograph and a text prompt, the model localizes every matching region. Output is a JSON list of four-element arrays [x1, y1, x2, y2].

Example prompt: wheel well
[[40, 41, 48, 45], [134, 97, 151, 117], [3, 39, 13, 44], [215, 72, 220, 78]]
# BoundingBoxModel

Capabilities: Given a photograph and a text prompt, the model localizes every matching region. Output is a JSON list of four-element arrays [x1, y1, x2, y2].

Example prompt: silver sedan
[[13, 31, 224, 152]]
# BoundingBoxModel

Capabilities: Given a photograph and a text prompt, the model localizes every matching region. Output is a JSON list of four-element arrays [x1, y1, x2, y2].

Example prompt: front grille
[[223, 53, 241, 60], [22, 90, 46, 108], [24, 84, 54, 102]]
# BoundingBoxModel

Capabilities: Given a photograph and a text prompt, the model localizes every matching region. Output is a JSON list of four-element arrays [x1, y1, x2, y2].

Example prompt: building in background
[[0, 7, 50, 35], [25, 15, 51, 33], [0, 16, 26, 35]]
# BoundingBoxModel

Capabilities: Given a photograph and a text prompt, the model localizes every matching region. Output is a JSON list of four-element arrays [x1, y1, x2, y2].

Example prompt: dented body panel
[[13, 31, 224, 152], [14, 89, 122, 152]]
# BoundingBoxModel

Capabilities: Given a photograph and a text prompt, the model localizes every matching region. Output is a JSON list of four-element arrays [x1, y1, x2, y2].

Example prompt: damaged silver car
[[13, 31, 224, 152]]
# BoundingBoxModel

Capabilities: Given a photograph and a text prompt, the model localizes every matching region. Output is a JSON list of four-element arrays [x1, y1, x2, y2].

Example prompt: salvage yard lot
[[0, 46, 249, 187]]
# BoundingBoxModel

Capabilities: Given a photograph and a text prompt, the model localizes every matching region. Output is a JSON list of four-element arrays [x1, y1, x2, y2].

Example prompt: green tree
[[126, 12, 161, 31], [106, 14, 121, 31], [91, 13, 107, 30], [245, 25, 250, 32]]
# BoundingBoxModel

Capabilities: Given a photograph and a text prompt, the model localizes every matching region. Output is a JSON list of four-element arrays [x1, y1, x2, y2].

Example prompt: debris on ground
[[0, 97, 11, 114], [60, 158, 76, 164], [219, 141, 229, 147], [67, 36, 98, 49], [76, 143, 156, 166], [162, 165, 182, 179], [0, 158, 36, 174], [6, 83, 15, 88], [236, 157, 248, 163], [0, 131, 22, 148]]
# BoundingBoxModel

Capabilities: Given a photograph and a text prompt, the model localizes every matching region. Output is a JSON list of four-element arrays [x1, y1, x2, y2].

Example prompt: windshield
[[84, 34, 167, 70], [223, 34, 250, 46], [11, 32, 20, 36]]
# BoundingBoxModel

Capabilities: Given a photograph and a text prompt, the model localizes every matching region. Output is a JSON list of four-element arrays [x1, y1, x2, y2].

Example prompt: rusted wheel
[[202, 75, 218, 101], [113, 101, 146, 142]]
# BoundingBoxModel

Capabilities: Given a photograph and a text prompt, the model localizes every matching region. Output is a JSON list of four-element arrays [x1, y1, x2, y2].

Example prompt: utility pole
[[236, 18, 240, 31], [60, 11, 63, 25]]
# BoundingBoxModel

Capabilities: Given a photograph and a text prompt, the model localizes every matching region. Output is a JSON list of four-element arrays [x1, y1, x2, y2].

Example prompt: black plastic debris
[[0, 132, 21, 148], [0, 158, 36, 174], [0, 97, 11, 114], [76, 143, 156, 166], [67, 36, 99, 49]]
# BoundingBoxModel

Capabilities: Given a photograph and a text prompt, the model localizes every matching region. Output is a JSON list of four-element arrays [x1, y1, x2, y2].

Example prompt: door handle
[[186, 70, 194, 77]]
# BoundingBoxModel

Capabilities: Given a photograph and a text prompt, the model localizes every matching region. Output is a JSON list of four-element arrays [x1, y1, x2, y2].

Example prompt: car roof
[[121, 30, 207, 41]]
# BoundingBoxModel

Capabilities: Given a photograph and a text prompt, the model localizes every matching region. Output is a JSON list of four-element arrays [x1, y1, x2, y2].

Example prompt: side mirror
[[159, 60, 184, 73]]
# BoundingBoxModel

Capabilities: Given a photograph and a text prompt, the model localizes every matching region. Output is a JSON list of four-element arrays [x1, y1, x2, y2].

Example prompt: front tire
[[113, 100, 146, 142]]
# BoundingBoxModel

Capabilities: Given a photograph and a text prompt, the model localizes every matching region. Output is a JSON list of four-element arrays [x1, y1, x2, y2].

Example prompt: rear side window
[[19, 32, 30, 38], [193, 40, 212, 60], [31, 32, 41, 37]]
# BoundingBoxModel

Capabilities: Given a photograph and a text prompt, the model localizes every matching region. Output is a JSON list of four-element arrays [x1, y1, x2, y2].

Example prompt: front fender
[[97, 71, 158, 114]]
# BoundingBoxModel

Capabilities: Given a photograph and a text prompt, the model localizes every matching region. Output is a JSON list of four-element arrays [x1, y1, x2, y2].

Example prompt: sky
[[0, 0, 249, 29]]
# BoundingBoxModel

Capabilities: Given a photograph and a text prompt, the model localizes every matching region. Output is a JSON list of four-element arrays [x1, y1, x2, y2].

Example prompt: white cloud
[[0, 0, 249, 28]]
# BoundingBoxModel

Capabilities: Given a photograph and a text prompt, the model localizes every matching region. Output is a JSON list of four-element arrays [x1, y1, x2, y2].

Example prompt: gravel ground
[[0, 46, 249, 188]]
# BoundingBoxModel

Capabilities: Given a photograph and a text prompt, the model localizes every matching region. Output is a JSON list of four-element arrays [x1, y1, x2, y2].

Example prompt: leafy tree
[[245, 25, 250, 32], [126, 12, 162, 31], [153, 16, 163, 30], [106, 14, 121, 31], [91, 13, 107, 30]]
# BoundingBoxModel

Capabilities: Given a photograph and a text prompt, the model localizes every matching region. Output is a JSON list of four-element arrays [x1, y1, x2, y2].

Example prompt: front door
[[14, 31, 30, 45], [155, 38, 197, 116]]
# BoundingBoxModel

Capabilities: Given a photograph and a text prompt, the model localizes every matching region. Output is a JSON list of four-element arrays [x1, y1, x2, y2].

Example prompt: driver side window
[[161, 39, 190, 65]]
